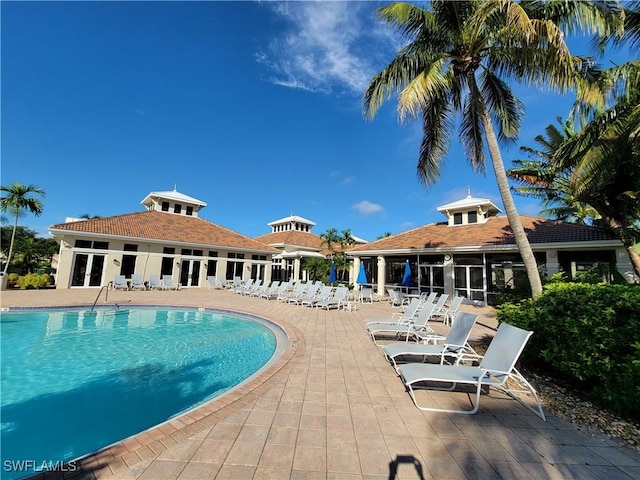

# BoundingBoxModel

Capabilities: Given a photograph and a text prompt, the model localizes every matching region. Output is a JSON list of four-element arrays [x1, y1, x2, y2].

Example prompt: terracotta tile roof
[[255, 230, 349, 257], [347, 216, 619, 253], [50, 211, 279, 253]]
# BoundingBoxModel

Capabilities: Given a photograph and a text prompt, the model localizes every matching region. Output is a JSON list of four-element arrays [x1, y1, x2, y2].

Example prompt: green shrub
[[497, 282, 640, 420], [16, 273, 51, 289], [7, 273, 19, 288]]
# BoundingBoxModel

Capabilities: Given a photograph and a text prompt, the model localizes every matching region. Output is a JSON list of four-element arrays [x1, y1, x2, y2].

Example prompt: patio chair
[[148, 274, 163, 290], [432, 296, 464, 326], [315, 286, 348, 310], [112, 275, 129, 291], [430, 294, 449, 316], [301, 285, 332, 307], [397, 322, 545, 420], [261, 281, 288, 300], [130, 274, 147, 291], [215, 277, 228, 289], [277, 282, 306, 303], [383, 312, 478, 373], [360, 287, 373, 303], [363, 297, 421, 328], [206, 276, 217, 289], [367, 302, 437, 346], [162, 275, 180, 291]]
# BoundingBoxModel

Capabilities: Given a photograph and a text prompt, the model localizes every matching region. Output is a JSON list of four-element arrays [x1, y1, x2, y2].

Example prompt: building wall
[[54, 234, 272, 289]]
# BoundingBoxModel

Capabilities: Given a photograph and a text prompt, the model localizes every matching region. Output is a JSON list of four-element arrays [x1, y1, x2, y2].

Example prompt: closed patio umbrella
[[402, 260, 412, 287], [356, 263, 368, 285], [329, 262, 337, 284]]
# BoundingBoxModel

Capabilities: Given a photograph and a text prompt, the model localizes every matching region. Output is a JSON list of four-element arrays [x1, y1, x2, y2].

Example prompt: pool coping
[[16, 305, 304, 480]]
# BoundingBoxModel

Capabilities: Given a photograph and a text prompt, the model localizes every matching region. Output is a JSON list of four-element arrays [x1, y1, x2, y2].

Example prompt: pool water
[[1, 308, 278, 479]]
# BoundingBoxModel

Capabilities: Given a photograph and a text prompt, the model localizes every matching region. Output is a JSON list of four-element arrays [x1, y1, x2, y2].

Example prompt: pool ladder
[[90, 285, 109, 312]]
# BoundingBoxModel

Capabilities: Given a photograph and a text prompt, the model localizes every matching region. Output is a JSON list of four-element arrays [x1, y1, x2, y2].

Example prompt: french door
[[71, 253, 105, 287], [180, 260, 201, 287], [454, 265, 486, 303]]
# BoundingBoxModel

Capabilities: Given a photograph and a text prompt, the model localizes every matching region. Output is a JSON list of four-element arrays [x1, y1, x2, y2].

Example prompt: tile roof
[[347, 215, 619, 253], [255, 230, 331, 254], [50, 211, 279, 253]]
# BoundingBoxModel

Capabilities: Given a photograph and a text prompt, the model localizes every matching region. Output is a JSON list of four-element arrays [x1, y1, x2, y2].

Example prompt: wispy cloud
[[352, 200, 383, 215], [342, 175, 356, 186], [258, 2, 393, 95]]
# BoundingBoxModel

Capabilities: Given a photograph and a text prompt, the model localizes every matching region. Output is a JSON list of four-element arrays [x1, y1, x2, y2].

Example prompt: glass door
[[454, 265, 486, 303], [180, 260, 201, 287], [71, 254, 105, 287]]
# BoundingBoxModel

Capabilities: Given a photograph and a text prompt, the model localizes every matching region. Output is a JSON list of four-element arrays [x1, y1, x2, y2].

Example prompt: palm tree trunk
[[3, 213, 19, 276], [480, 111, 544, 298]]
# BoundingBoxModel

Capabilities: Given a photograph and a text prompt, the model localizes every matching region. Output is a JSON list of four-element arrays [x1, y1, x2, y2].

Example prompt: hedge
[[497, 282, 640, 420], [15, 273, 51, 289]]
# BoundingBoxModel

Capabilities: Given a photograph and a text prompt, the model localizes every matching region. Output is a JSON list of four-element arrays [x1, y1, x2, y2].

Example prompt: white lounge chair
[[383, 312, 478, 372], [130, 274, 147, 291], [315, 286, 348, 310], [398, 322, 545, 420], [367, 302, 437, 346], [206, 276, 217, 289], [162, 275, 180, 290], [432, 295, 464, 326], [262, 281, 289, 300], [148, 274, 162, 290], [215, 277, 228, 289], [364, 297, 422, 328], [360, 287, 373, 303], [302, 285, 332, 307], [112, 275, 129, 291]]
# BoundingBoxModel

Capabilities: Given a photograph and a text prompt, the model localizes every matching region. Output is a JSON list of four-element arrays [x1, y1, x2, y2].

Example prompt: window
[[161, 201, 169, 212], [163, 247, 175, 254], [453, 213, 463, 225], [120, 255, 136, 278], [181, 249, 192, 256], [193, 250, 203, 256], [468, 211, 477, 224], [75, 240, 92, 248], [74, 240, 109, 249], [252, 254, 267, 261], [186, 206, 193, 216], [124, 243, 138, 252], [174, 204, 182, 214]]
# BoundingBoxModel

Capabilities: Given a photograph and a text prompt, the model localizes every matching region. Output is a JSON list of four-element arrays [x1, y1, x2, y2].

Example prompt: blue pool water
[[0, 307, 278, 479]]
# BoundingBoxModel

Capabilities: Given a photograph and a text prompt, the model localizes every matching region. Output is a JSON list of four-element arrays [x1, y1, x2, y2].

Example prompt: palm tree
[[363, 1, 622, 298], [376, 232, 393, 240], [1, 183, 45, 276], [320, 228, 341, 254], [507, 118, 602, 226], [340, 229, 356, 249], [551, 61, 640, 276]]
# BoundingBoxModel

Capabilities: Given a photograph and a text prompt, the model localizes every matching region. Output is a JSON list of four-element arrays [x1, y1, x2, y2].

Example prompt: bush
[[497, 282, 640, 420], [16, 273, 51, 289], [7, 273, 19, 288]]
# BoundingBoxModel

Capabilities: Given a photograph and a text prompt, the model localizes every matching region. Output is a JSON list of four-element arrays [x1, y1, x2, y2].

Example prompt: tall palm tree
[[320, 228, 341, 254], [0, 183, 45, 276], [551, 61, 640, 276], [340, 229, 356, 249], [363, 1, 621, 298], [508, 118, 602, 225]]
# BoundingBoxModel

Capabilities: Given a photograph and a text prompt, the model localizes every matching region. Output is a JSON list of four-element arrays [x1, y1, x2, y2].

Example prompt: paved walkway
[[2, 288, 639, 480]]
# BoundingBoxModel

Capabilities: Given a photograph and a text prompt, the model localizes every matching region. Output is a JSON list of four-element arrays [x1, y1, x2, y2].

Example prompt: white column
[[377, 256, 386, 296], [546, 250, 560, 278], [352, 257, 361, 285], [294, 258, 301, 281]]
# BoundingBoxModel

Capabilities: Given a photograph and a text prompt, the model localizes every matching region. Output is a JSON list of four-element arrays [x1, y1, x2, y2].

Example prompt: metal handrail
[[90, 285, 109, 312]]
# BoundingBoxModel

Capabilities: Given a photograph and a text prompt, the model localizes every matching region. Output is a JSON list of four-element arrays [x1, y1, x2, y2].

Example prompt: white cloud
[[352, 200, 383, 215], [341, 175, 356, 186], [258, 2, 394, 95]]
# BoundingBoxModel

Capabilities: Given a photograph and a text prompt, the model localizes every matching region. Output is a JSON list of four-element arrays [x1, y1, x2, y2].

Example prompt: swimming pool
[[1, 307, 281, 479]]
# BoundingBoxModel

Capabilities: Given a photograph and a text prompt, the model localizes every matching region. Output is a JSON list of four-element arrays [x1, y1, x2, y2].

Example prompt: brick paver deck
[[2, 288, 639, 480]]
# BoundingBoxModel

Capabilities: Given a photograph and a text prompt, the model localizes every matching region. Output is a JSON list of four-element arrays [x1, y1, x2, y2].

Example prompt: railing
[[90, 285, 109, 312]]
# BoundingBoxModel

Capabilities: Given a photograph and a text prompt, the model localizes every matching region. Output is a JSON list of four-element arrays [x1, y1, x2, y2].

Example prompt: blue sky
[[1, 1, 633, 241]]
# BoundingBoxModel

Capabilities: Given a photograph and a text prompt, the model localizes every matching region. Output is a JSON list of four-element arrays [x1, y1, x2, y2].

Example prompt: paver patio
[[2, 288, 639, 480]]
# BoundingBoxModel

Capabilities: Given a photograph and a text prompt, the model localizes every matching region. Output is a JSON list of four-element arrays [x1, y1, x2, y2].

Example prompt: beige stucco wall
[[53, 234, 272, 289]]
